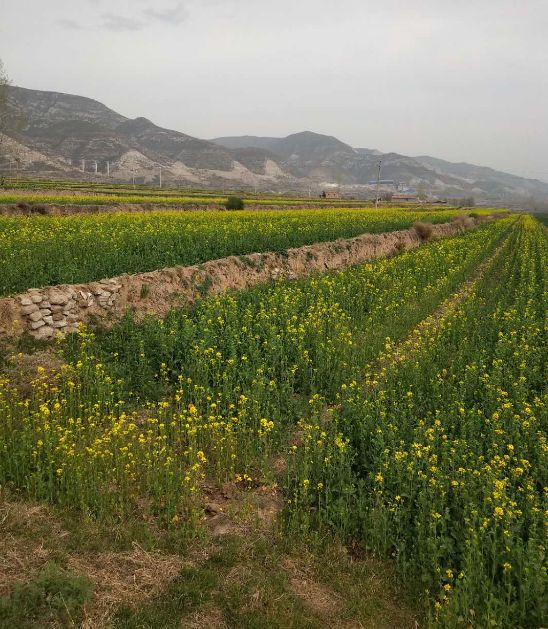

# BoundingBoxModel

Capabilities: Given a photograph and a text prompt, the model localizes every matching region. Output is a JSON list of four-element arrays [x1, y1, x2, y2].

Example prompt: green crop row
[[0, 207, 493, 296]]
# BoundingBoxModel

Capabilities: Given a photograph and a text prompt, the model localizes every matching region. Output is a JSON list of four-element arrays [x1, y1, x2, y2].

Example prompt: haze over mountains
[[2, 86, 548, 205]]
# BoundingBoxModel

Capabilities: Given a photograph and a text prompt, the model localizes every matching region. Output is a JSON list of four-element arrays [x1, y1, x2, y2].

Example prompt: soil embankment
[[0, 216, 488, 340]]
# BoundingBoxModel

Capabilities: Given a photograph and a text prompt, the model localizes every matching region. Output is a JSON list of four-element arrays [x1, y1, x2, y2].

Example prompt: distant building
[[398, 185, 417, 194], [321, 190, 340, 199], [392, 193, 418, 202], [368, 179, 395, 186]]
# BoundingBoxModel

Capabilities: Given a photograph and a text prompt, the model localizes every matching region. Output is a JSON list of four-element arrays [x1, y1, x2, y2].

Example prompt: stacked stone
[[19, 279, 122, 339], [87, 279, 123, 309]]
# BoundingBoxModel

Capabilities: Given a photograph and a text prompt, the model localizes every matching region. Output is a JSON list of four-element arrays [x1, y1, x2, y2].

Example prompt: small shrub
[[0, 562, 92, 626], [31, 204, 49, 215], [140, 283, 150, 299], [225, 196, 244, 211], [16, 201, 30, 213], [413, 221, 433, 241]]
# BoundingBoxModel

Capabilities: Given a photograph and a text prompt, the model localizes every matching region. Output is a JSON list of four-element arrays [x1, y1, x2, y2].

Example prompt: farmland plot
[[0, 207, 496, 296], [0, 215, 545, 627]]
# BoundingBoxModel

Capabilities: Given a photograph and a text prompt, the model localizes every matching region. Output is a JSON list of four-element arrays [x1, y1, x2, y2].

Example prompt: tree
[[225, 196, 244, 210], [0, 59, 9, 121], [0, 58, 11, 161], [0, 58, 8, 92], [417, 182, 428, 201]]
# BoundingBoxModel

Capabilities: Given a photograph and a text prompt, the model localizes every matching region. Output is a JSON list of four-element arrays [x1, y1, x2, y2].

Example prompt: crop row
[[1, 178, 355, 202], [286, 215, 547, 626], [0, 207, 492, 296], [1, 179, 431, 207], [2, 217, 536, 627], [1, 191, 382, 206]]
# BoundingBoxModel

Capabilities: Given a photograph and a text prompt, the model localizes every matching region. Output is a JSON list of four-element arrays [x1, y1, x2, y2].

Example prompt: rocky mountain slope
[[214, 134, 548, 202], [1, 86, 298, 188], [2, 85, 547, 203]]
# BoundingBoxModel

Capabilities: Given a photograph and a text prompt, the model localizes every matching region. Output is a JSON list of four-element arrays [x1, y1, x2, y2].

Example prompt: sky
[[1, 0, 547, 180]]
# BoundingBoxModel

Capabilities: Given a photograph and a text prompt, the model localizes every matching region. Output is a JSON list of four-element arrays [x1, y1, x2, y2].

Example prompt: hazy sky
[[2, 0, 547, 180]]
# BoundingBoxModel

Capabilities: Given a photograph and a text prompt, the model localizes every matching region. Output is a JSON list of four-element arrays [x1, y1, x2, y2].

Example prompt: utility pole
[[81, 159, 85, 173], [131, 169, 136, 188], [375, 160, 382, 210], [107, 161, 110, 177], [93, 160, 98, 175], [159, 165, 162, 188]]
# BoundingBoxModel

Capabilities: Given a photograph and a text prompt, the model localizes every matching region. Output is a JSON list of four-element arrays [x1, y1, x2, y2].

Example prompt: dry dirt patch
[[282, 558, 343, 619], [2, 348, 63, 397], [0, 525, 53, 595], [202, 483, 283, 538], [69, 545, 185, 628], [0, 500, 68, 594], [0, 498, 192, 627], [185, 603, 228, 629]]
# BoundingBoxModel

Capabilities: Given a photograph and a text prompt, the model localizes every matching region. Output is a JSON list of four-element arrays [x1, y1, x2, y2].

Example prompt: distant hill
[[2, 85, 548, 203], [413, 155, 548, 197], [211, 131, 357, 179], [1, 87, 298, 188], [214, 133, 548, 202]]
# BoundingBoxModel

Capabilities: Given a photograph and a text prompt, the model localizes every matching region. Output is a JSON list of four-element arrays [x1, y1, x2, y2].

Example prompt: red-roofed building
[[392, 193, 418, 202]]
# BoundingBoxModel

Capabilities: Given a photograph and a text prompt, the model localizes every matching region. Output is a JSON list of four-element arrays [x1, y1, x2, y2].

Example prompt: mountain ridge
[[2, 85, 547, 203]]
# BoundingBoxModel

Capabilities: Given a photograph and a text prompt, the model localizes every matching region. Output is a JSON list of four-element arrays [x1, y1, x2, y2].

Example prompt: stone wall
[[14, 279, 123, 340], [0, 216, 490, 340]]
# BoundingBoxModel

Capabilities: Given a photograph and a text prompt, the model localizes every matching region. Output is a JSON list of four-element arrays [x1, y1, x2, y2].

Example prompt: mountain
[[413, 155, 548, 197], [1, 86, 298, 188], [213, 134, 476, 189], [211, 131, 357, 179], [214, 131, 354, 160], [2, 85, 548, 203], [214, 134, 548, 202]]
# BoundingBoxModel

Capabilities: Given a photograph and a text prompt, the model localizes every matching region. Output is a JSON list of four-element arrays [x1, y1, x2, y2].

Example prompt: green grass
[[0, 562, 92, 628], [533, 211, 548, 226], [113, 534, 416, 629], [0, 489, 416, 628]]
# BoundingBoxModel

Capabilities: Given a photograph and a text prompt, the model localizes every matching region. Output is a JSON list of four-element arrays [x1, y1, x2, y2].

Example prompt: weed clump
[[31, 204, 49, 215], [0, 562, 92, 626], [16, 201, 29, 213], [225, 196, 244, 211], [413, 221, 433, 241]]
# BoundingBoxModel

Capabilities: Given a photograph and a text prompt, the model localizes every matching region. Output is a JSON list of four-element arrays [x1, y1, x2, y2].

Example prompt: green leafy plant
[[0, 562, 92, 626], [225, 196, 245, 210]]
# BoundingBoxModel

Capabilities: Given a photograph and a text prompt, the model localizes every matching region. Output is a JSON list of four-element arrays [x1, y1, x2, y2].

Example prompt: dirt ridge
[[0, 216, 492, 339]]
